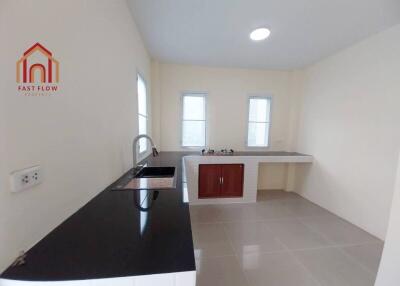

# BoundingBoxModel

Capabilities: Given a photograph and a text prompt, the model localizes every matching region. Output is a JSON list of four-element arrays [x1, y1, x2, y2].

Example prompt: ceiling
[[128, 0, 400, 70]]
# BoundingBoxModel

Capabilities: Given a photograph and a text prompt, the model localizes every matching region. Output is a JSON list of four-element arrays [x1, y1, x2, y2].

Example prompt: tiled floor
[[190, 190, 384, 286]]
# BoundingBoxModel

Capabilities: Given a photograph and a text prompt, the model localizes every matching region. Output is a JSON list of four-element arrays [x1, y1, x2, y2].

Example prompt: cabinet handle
[[221, 176, 224, 185]]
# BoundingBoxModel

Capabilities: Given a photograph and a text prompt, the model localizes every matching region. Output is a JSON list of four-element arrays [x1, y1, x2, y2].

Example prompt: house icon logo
[[16, 43, 60, 96], [17, 43, 59, 83]]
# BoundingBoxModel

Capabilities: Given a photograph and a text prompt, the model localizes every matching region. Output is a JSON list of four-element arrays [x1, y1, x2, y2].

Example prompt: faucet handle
[[132, 164, 144, 175], [152, 147, 159, 157]]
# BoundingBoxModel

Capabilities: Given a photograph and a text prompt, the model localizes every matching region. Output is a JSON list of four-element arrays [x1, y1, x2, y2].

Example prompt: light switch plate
[[10, 165, 42, 193]]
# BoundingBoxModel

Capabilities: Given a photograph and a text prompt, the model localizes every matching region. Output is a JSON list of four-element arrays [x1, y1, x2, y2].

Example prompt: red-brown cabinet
[[198, 164, 244, 198]]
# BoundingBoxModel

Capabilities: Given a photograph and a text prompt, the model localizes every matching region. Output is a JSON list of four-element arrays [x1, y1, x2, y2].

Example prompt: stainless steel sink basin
[[113, 167, 176, 191], [135, 167, 175, 178]]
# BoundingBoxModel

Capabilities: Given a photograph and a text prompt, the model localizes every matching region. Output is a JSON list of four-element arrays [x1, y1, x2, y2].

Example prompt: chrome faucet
[[132, 134, 159, 173]]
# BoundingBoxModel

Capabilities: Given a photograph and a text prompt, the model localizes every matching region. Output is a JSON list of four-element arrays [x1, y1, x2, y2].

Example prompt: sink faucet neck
[[132, 134, 159, 171]]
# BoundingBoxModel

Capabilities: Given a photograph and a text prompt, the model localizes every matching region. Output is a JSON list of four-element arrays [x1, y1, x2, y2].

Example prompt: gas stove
[[201, 148, 235, 156]]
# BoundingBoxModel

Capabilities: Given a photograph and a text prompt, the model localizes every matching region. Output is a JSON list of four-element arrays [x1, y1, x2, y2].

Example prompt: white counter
[[184, 154, 313, 205]]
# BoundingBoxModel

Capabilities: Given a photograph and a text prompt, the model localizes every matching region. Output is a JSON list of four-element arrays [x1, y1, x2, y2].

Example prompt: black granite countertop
[[1, 152, 197, 281], [1, 151, 311, 282]]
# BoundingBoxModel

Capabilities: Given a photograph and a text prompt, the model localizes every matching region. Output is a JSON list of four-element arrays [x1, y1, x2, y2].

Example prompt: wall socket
[[10, 165, 43, 193]]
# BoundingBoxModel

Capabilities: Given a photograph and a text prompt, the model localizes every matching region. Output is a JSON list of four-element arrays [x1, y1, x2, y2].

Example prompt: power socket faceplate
[[10, 165, 42, 193]]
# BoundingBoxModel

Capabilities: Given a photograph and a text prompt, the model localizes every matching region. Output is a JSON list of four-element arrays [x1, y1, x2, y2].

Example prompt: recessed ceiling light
[[250, 28, 271, 41]]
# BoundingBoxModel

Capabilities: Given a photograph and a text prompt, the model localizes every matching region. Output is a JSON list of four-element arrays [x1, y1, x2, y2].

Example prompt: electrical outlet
[[10, 166, 42, 193]]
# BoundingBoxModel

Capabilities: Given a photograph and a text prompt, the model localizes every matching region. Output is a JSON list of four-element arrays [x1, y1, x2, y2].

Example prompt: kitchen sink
[[135, 167, 175, 178], [113, 166, 176, 191]]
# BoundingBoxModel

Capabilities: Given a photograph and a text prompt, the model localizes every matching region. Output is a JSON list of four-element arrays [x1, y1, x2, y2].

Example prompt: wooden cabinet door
[[198, 164, 221, 198], [220, 164, 244, 197]]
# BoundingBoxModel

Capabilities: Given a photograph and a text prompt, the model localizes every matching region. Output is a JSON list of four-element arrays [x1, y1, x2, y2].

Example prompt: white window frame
[[137, 73, 148, 154], [181, 92, 207, 148], [246, 95, 272, 149]]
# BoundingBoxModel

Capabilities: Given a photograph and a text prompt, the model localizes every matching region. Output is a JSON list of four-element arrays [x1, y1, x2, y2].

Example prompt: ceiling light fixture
[[250, 28, 271, 41]]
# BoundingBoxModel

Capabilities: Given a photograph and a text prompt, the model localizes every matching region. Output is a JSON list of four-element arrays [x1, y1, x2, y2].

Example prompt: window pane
[[249, 98, 270, 122], [138, 75, 147, 116], [182, 120, 205, 147], [248, 122, 269, 147], [183, 95, 205, 120], [138, 115, 147, 153]]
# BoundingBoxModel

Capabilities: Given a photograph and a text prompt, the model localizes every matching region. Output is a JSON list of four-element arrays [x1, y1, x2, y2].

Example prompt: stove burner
[[220, 149, 234, 155], [201, 149, 213, 155]]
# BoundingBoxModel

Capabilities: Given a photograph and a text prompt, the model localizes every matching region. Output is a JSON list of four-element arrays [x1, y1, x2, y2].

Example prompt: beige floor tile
[[239, 252, 319, 286], [189, 205, 222, 223], [222, 221, 285, 255], [190, 191, 384, 286], [195, 256, 250, 286], [265, 218, 333, 250], [192, 223, 235, 259], [254, 202, 296, 219], [215, 204, 260, 222], [294, 247, 376, 286], [282, 198, 330, 217], [300, 214, 380, 245], [341, 243, 384, 274], [257, 189, 301, 202]]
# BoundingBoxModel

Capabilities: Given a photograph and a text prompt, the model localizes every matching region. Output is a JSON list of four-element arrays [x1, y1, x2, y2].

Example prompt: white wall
[[295, 24, 400, 239], [375, 154, 400, 286], [154, 63, 293, 152], [258, 164, 288, 190], [0, 34, 7, 273], [152, 63, 297, 190], [0, 0, 151, 271], [150, 61, 162, 148]]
